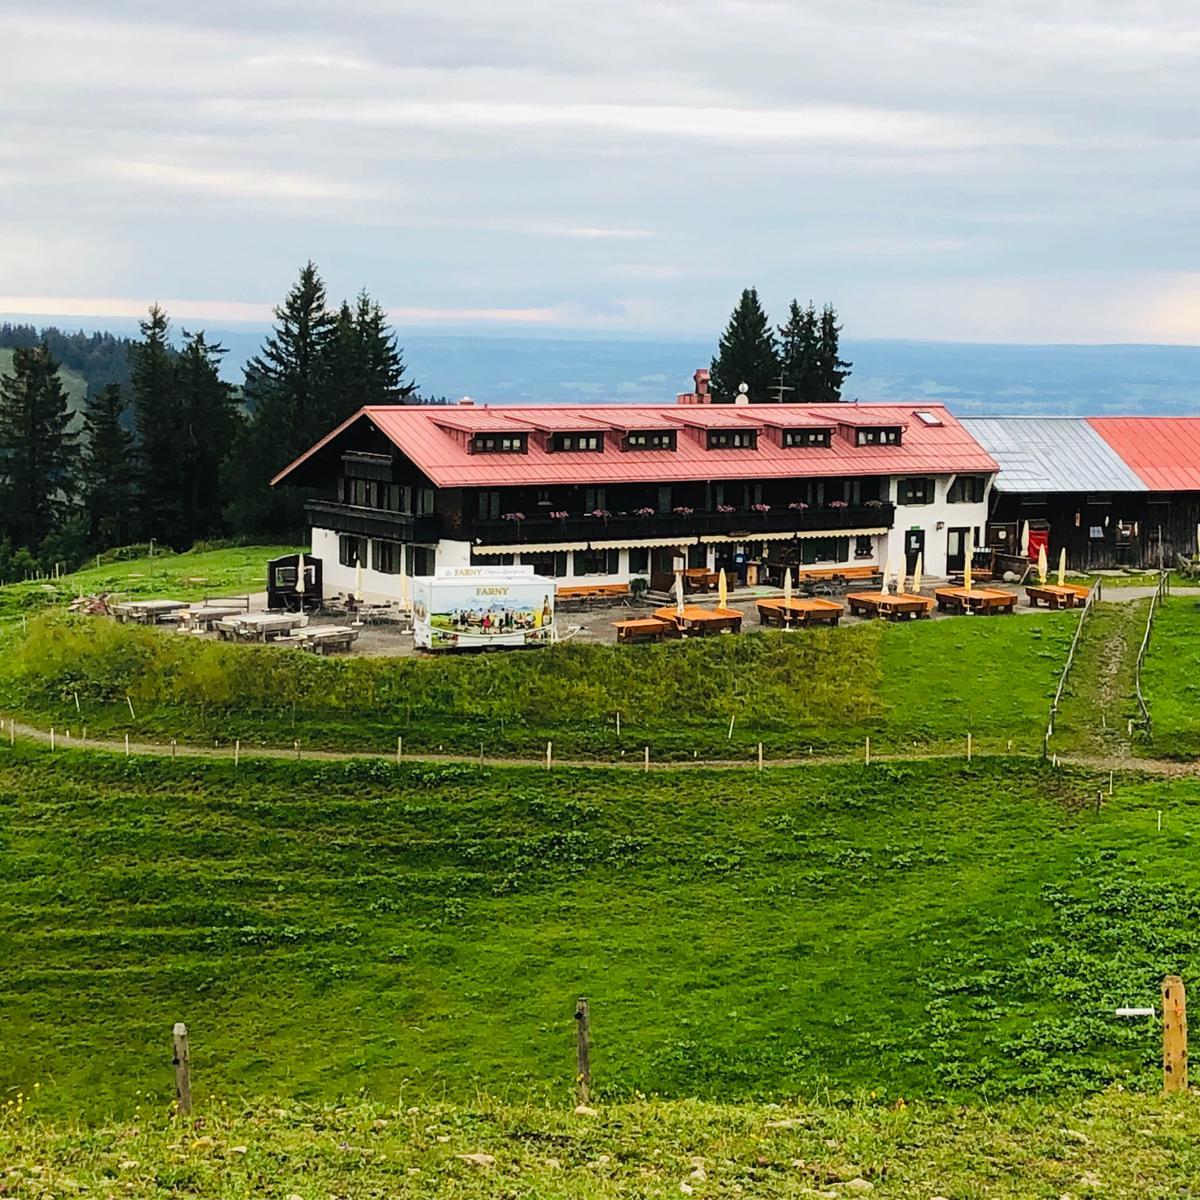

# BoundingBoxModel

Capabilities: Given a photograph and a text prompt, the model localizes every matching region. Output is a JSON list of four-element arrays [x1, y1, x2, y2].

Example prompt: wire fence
[[1044, 578, 1103, 757], [1133, 570, 1170, 739]]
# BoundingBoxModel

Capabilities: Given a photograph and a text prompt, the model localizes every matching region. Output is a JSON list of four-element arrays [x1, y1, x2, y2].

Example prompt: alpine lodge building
[[271, 371, 999, 601]]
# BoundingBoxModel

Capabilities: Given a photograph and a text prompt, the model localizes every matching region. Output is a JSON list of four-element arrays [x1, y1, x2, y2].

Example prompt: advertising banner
[[412, 571, 556, 651]]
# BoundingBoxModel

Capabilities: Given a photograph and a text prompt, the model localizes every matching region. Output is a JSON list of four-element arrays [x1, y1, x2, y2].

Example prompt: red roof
[[272, 402, 997, 489], [1089, 417, 1200, 491]]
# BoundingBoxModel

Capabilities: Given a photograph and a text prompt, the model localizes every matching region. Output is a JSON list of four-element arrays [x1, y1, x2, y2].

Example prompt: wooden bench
[[682, 568, 719, 593], [756, 598, 844, 627], [556, 583, 631, 608], [934, 587, 1017, 615], [614, 617, 671, 644], [846, 592, 934, 621]]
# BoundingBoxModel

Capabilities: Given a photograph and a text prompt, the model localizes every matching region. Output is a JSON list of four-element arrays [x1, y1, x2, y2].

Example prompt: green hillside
[[1, 747, 1194, 1119]]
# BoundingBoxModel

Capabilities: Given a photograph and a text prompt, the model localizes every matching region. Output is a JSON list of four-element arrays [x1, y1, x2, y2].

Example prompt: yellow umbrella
[[718, 567, 727, 610], [1037, 543, 1048, 585], [783, 567, 793, 607], [896, 563, 907, 596], [675, 570, 685, 616], [911, 553, 923, 596], [963, 530, 974, 593], [881, 554, 892, 596], [1057, 547, 1067, 587]]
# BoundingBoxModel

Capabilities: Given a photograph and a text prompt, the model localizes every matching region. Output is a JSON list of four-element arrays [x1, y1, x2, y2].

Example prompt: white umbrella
[[295, 553, 306, 597], [911, 553, 923, 596], [783, 567, 793, 607], [1037, 543, 1048, 585], [896, 563, 907, 596], [881, 554, 892, 596], [1020, 521, 1030, 559], [1057, 547, 1067, 587], [675, 570, 685, 617], [355, 560, 364, 604]]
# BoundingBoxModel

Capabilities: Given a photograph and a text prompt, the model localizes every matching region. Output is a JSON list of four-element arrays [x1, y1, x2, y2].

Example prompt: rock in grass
[[838, 1180, 874, 1193], [574, 1103, 599, 1116], [457, 1152, 495, 1167]]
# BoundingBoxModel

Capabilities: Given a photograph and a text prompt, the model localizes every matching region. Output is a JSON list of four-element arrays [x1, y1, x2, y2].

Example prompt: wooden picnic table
[[934, 586, 1017, 615], [289, 624, 360, 654], [681, 568, 719, 593], [614, 617, 671, 644], [215, 612, 306, 642], [184, 605, 246, 631], [756, 597, 844, 627], [1025, 583, 1086, 609], [846, 591, 935, 621], [653, 605, 743, 636], [112, 599, 191, 625]]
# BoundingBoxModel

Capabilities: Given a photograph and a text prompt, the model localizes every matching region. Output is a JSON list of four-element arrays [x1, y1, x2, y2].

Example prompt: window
[[551, 432, 604, 452], [1089, 526, 1105, 541], [628, 547, 650, 575], [415, 488, 435, 516], [520, 551, 569, 577], [372, 540, 403, 575], [410, 545, 435, 575], [338, 535, 366, 568], [687, 543, 708, 568], [478, 490, 501, 520], [584, 487, 607, 511], [471, 433, 526, 454], [573, 548, 620, 576], [536, 489, 552, 507], [913, 410, 943, 427], [800, 537, 850, 565], [706, 429, 757, 449], [947, 475, 986, 504], [855, 427, 901, 446], [625, 430, 677, 450], [1086, 493, 1111, 505], [741, 482, 764, 507], [783, 428, 832, 447], [854, 536, 874, 560], [897, 477, 934, 505]]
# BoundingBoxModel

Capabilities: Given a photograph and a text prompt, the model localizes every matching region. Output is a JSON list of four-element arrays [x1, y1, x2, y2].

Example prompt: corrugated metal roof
[[1089, 418, 1200, 491], [274, 402, 997, 490], [959, 417, 1147, 493]]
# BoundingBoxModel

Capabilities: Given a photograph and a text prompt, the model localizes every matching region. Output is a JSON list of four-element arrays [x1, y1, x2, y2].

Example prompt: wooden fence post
[[1163, 976, 1188, 1093], [546, 741, 552, 770], [173, 1021, 193, 1115], [757, 742, 764, 771], [643, 746, 649, 772], [574, 997, 591, 1106]]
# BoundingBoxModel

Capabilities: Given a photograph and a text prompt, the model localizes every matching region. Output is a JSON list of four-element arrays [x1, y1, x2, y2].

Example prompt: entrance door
[[946, 527, 969, 573], [650, 547, 681, 592], [905, 528, 925, 574]]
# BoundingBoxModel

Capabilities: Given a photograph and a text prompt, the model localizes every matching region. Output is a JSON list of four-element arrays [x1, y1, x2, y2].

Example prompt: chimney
[[676, 367, 714, 405]]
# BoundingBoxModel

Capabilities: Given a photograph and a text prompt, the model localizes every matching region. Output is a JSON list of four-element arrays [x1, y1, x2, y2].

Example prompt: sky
[[3, 0, 1200, 344]]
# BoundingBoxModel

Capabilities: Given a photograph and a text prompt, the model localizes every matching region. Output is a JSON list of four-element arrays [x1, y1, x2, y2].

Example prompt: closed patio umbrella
[[1037, 543, 1048, 585], [783, 567, 793, 607], [1021, 521, 1031, 559], [718, 567, 728, 610], [963, 530, 974, 594], [675, 571, 685, 617], [881, 554, 892, 596], [911, 553, 923, 596], [1057, 547, 1067, 587], [295, 553, 306, 598]]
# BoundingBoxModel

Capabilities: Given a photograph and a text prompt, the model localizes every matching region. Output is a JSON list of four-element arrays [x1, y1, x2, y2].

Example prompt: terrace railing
[[472, 503, 896, 546]]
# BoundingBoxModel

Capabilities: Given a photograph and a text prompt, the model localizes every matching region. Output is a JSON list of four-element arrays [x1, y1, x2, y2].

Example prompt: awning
[[472, 534, 694, 556], [698, 526, 888, 544]]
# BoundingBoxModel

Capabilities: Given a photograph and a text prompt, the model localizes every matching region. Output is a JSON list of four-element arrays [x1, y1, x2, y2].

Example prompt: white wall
[[883, 476, 992, 578], [311, 526, 425, 604]]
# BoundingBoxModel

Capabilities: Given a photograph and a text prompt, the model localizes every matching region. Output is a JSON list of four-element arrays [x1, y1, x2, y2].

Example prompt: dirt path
[[5, 717, 1197, 778]]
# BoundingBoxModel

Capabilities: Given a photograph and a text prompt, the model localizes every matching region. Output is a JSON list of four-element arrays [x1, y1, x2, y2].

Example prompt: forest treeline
[[0, 263, 440, 581]]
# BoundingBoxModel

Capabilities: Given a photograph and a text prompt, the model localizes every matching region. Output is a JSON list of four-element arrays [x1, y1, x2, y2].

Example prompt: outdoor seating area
[[755, 597, 843, 627], [215, 612, 307, 642], [276, 624, 360, 654], [681, 567, 720, 593], [613, 617, 671, 644], [1025, 583, 1087, 609], [845, 591, 935, 621], [555, 583, 631, 609], [934, 586, 1017, 615], [652, 604, 743, 637], [112, 599, 190, 625]]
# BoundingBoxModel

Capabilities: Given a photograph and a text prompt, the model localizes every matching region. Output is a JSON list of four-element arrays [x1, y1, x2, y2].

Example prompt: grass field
[[4, 1090, 1198, 1199], [0, 544, 296, 622], [0, 609, 1077, 759], [1, 746, 1194, 1120], [1142, 595, 1200, 757]]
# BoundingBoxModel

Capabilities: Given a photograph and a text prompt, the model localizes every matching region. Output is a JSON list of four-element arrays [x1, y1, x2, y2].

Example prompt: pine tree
[[709, 288, 779, 403], [815, 304, 852, 402], [130, 304, 184, 543], [79, 383, 135, 549], [777, 300, 820, 403], [0, 343, 77, 549], [175, 331, 238, 542], [327, 291, 417, 419]]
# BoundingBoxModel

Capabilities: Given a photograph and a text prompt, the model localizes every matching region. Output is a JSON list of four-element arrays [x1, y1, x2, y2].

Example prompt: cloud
[[100, 159, 366, 202]]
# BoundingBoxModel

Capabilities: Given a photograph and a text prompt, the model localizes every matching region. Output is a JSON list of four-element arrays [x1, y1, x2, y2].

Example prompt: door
[[905, 528, 925, 574], [946, 527, 968, 573]]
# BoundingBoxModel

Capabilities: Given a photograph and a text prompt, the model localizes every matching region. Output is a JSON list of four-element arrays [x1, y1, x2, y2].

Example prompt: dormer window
[[855, 427, 902, 446], [471, 433, 527, 454], [551, 432, 604, 452], [706, 429, 757, 450], [783, 428, 832, 448], [624, 430, 677, 451]]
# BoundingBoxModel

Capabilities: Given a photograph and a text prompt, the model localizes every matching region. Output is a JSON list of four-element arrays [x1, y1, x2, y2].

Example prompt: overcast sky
[[3, 1, 1200, 343]]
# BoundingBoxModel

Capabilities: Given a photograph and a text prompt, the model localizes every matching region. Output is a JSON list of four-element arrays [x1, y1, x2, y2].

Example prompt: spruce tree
[[777, 300, 820, 403], [709, 287, 779, 403], [130, 304, 184, 543], [176, 331, 238, 542], [327, 290, 416, 419], [0, 343, 77, 549], [815, 304, 852, 402], [79, 383, 135, 549]]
